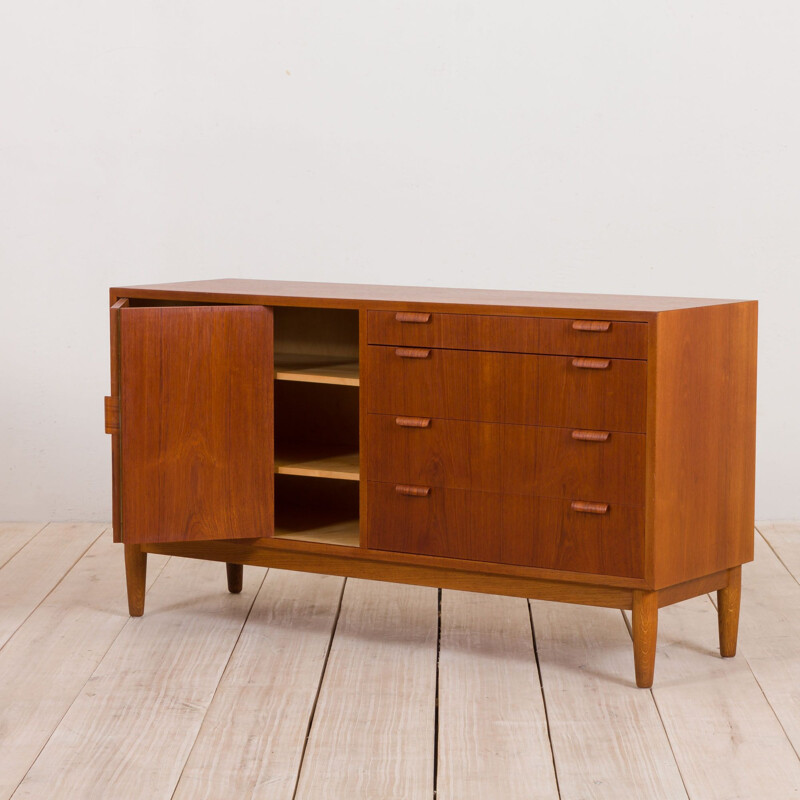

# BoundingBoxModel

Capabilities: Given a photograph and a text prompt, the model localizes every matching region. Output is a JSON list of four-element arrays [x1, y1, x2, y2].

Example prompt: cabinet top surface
[[112, 278, 752, 316]]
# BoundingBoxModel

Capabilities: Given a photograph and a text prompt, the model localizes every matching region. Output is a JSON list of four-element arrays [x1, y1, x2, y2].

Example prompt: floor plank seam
[[755, 524, 800, 589], [0, 522, 49, 571], [433, 587, 442, 800], [290, 576, 347, 800], [0, 524, 107, 659], [620, 609, 692, 799], [527, 600, 562, 800], [168, 565, 269, 800], [8, 552, 173, 800]]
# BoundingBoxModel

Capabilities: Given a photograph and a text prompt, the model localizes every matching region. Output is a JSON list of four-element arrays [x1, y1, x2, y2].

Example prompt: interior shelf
[[274, 505, 360, 548], [274, 445, 359, 481], [274, 353, 359, 386]]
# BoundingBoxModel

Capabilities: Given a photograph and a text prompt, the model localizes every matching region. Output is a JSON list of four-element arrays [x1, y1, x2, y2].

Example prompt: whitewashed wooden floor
[[0, 523, 799, 799]]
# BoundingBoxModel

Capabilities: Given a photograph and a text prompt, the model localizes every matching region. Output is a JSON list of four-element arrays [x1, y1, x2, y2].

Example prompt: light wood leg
[[226, 563, 243, 594], [717, 565, 742, 658], [124, 544, 147, 617], [632, 590, 658, 688]]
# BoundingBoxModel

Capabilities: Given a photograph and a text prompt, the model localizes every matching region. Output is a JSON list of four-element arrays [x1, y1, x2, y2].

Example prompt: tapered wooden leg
[[632, 590, 658, 688], [226, 563, 243, 594], [718, 565, 742, 658], [124, 544, 147, 617]]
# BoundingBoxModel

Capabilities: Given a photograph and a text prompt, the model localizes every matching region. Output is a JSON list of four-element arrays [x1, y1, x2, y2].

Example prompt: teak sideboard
[[104, 279, 757, 688]]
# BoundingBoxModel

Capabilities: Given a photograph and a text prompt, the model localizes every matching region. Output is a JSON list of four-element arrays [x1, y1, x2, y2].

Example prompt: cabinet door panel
[[119, 305, 273, 544]]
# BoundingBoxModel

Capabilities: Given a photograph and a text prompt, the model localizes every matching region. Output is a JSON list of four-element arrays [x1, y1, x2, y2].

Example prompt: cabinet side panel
[[652, 302, 757, 588]]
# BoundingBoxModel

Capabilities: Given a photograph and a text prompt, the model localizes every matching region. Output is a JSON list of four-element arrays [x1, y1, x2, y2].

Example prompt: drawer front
[[365, 414, 645, 506], [539, 318, 647, 359], [366, 482, 645, 578], [367, 310, 539, 353], [538, 355, 647, 432], [365, 345, 647, 432], [368, 310, 648, 360]]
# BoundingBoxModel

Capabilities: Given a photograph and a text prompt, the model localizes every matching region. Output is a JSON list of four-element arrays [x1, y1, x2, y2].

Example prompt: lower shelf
[[274, 508, 360, 548]]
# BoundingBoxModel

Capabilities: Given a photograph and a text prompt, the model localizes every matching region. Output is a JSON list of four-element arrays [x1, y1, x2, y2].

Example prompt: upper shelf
[[275, 445, 359, 481], [274, 353, 359, 386]]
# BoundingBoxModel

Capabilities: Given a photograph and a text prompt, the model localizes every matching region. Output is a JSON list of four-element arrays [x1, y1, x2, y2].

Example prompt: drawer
[[368, 310, 648, 360], [365, 345, 647, 433], [539, 318, 647, 360], [367, 310, 539, 353], [366, 481, 645, 578], [365, 414, 645, 506]]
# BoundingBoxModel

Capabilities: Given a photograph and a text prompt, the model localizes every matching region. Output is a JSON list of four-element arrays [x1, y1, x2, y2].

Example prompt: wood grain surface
[[366, 481, 645, 578], [366, 414, 645, 505], [172, 570, 344, 800], [12, 557, 263, 800], [119, 305, 274, 544], [0, 533, 167, 800], [113, 278, 744, 315], [437, 590, 559, 800], [294, 579, 438, 799], [366, 345, 646, 432]]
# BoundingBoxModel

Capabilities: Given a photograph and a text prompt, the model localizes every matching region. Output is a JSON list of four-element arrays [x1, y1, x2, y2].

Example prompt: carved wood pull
[[572, 320, 611, 332], [395, 347, 431, 359], [571, 429, 610, 442], [104, 396, 119, 434], [571, 357, 610, 369], [395, 312, 431, 324], [395, 484, 431, 497], [395, 416, 431, 428], [571, 500, 609, 514]]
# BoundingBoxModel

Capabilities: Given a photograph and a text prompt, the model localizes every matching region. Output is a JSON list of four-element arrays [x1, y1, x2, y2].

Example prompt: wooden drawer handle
[[571, 429, 610, 442], [572, 357, 610, 369], [572, 320, 611, 332], [395, 484, 431, 497], [395, 416, 431, 428], [395, 312, 431, 324], [571, 500, 609, 514], [396, 347, 431, 359]]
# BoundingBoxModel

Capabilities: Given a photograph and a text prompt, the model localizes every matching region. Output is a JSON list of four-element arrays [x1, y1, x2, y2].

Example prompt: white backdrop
[[1, 2, 798, 520]]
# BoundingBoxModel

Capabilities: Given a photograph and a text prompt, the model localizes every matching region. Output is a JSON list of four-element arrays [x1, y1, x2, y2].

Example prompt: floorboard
[[717, 530, 800, 761], [0, 522, 104, 652], [171, 569, 344, 800], [532, 601, 687, 800], [437, 590, 559, 800], [0, 523, 46, 570], [0, 534, 168, 800], [628, 592, 800, 799], [11, 557, 264, 800], [757, 521, 800, 584], [2, 521, 800, 798], [293, 579, 438, 800]]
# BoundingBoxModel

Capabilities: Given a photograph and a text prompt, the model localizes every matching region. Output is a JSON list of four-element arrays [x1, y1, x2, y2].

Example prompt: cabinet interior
[[273, 307, 360, 547]]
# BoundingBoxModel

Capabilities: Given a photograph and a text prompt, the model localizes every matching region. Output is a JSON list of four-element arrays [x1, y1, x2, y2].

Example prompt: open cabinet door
[[117, 305, 273, 544]]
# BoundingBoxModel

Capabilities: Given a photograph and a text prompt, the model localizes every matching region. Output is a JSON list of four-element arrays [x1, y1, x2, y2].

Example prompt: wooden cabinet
[[105, 280, 758, 689]]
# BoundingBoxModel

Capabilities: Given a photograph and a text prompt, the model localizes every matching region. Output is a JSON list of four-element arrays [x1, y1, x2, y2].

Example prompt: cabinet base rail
[[124, 541, 741, 689]]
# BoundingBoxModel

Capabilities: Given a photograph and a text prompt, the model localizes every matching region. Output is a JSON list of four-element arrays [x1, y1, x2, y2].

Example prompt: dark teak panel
[[365, 414, 645, 506], [366, 346, 646, 432], [119, 305, 274, 544], [367, 310, 540, 352], [366, 481, 644, 578]]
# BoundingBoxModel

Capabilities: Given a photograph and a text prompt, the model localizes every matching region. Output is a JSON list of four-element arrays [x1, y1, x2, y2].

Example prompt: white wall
[[1, 1, 798, 520]]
